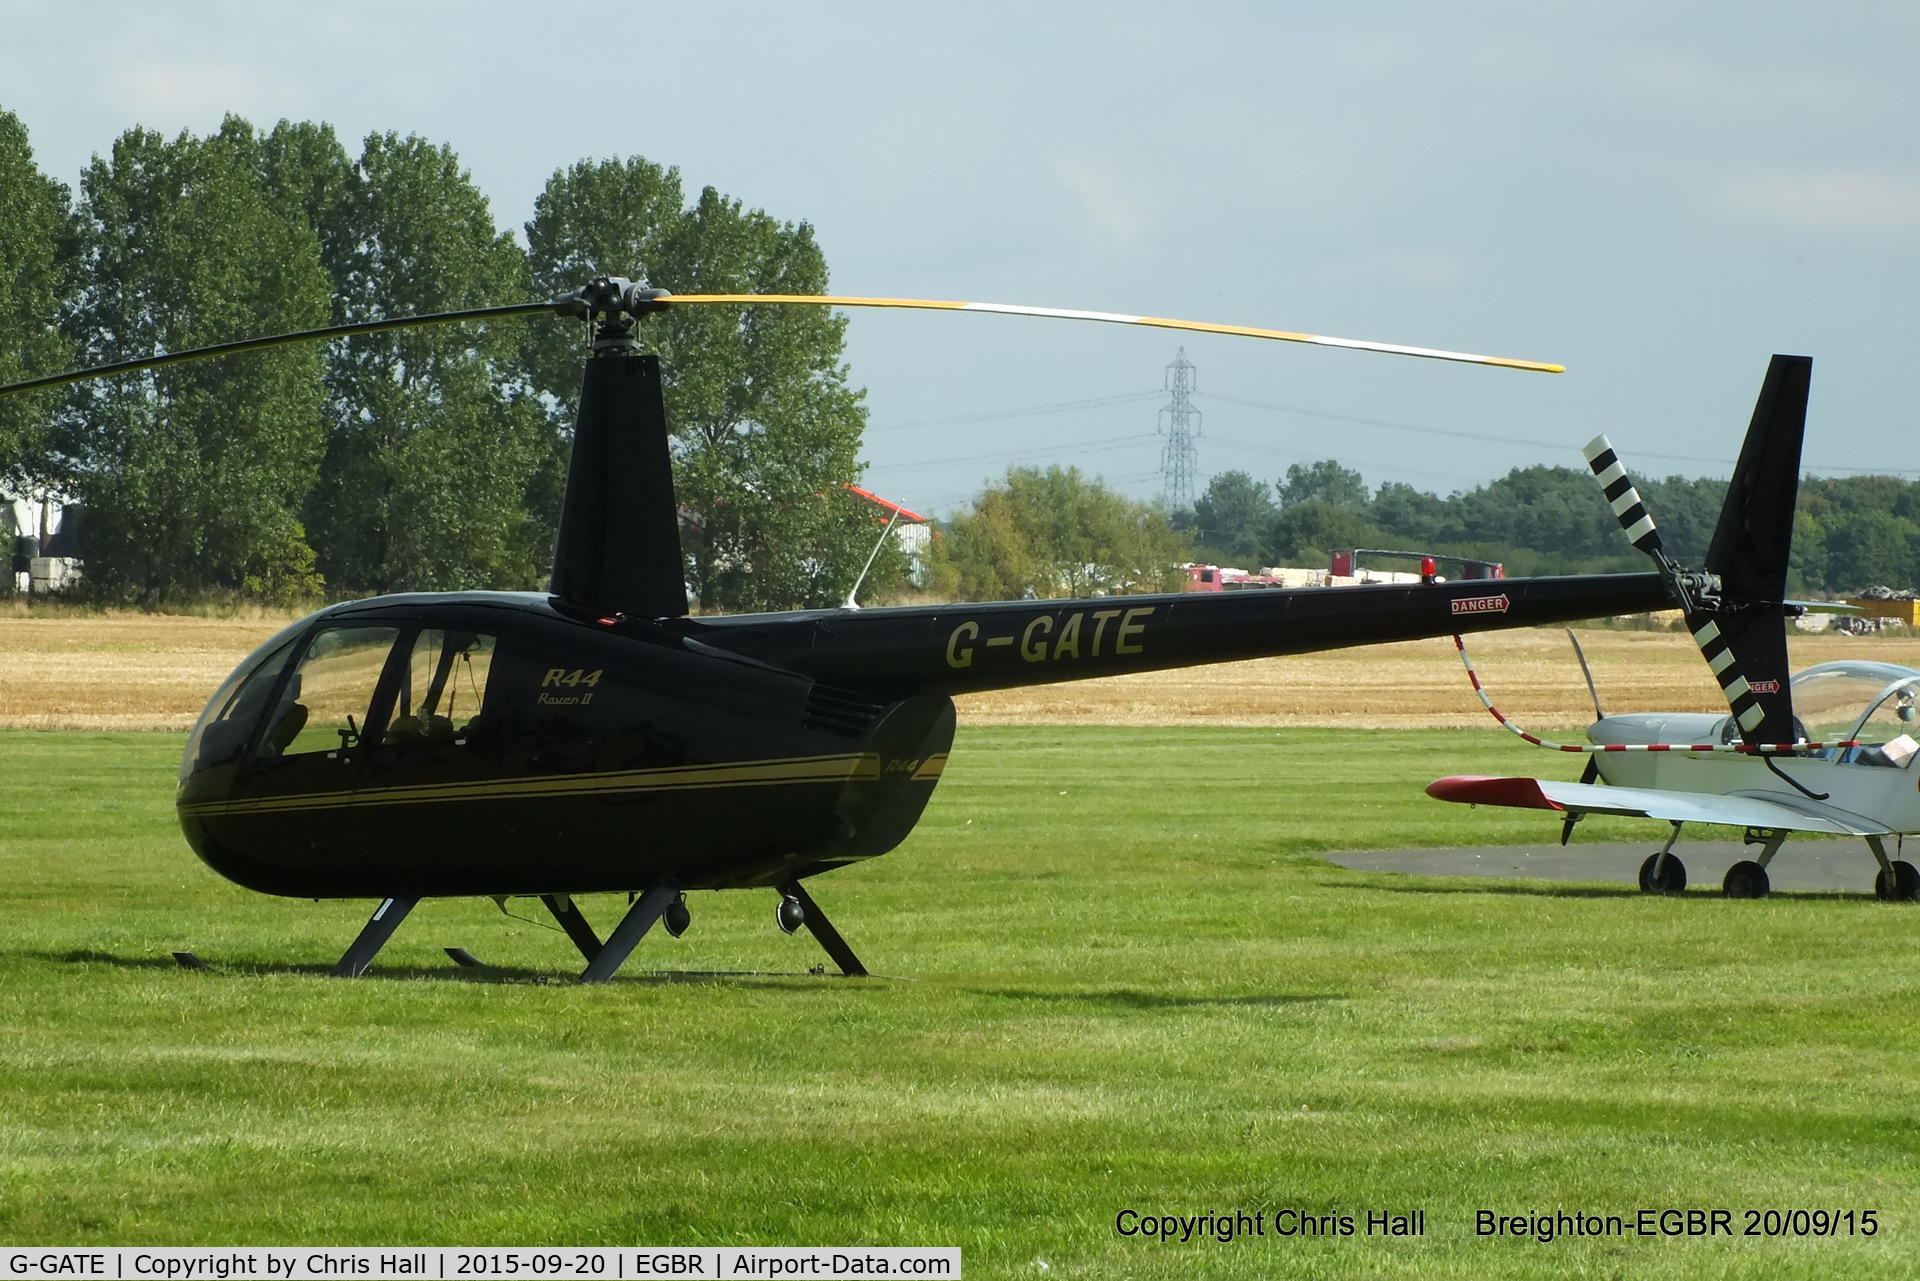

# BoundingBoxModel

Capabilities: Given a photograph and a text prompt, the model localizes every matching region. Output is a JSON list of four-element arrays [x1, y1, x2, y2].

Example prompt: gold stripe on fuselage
[[178, 752, 884, 817]]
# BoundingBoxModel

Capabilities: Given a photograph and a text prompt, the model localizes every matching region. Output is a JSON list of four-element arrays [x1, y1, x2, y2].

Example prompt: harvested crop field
[[0, 608, 1913, 730], [0, 613, 304, 731], [957, 623, 1920, 728]]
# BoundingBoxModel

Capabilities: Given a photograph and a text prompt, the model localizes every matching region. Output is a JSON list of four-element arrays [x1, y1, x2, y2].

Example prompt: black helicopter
[[7, 277, 1770, 983]]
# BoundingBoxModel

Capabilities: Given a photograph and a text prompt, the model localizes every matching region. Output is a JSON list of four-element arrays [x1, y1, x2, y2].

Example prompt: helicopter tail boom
[[694, 571, 1673, 696]]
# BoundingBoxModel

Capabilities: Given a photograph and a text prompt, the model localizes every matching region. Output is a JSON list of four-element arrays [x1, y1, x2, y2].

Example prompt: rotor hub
[[553, 275, 673, 356]]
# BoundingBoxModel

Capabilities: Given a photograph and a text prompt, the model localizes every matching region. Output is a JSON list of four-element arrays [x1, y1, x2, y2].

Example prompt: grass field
[[2, 726, 1916, 1277]]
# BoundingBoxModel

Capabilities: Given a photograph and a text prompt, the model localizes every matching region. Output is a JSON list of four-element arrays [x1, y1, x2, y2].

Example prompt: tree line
[[0, 108, 900, 610], [903, 450, 1918, 606], [1184, 460, 1920, 594], [8, 106, 1909, 609]]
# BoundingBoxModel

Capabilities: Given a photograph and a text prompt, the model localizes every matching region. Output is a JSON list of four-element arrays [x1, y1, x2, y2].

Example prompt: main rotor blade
[[656, 294, 1566, 373], [0, 301, 561, 398], [0, 286, 1565, 398]]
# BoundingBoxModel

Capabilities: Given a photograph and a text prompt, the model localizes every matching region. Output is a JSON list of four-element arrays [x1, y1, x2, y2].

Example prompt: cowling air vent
[[804, 684, 893, 738]]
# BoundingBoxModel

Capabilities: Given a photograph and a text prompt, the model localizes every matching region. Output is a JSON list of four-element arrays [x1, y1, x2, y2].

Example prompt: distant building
[[845, 483, 931, 568], [6, 495, 83, 594]]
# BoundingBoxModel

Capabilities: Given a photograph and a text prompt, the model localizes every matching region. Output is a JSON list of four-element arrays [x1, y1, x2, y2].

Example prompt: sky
[[4, 2, 1917, 517]]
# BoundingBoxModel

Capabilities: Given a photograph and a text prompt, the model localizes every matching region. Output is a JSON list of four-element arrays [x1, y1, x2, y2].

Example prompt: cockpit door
[[231, 625, 403, 845]]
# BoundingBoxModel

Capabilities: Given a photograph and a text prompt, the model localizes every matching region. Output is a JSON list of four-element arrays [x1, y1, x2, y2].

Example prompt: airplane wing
[[1426, 775, 1892, 836]]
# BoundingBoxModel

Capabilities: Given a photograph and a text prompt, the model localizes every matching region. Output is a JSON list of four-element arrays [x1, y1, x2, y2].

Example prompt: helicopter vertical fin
[[1583, 355, 1809, 745], [1697, 355, 1810, 744], [551, 354, 689, 619]]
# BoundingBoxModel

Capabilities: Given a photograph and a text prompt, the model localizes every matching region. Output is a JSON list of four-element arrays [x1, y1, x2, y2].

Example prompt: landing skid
[[540, 893, 604, 962], [331, 896, 419, 977], [580, 881, 681, 984], [326, 882, 873, 981], [778, 879, 869, 977]]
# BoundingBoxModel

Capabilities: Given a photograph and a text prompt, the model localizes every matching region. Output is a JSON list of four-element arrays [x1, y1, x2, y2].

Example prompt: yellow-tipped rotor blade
[[655, 294, 1564, 374]]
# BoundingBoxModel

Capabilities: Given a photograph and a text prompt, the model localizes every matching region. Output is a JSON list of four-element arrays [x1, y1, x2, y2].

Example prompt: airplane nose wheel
[[1874, 860, 1919, 902], [1638, 853, 1687, 894], [1721, 860, 1769, 899]]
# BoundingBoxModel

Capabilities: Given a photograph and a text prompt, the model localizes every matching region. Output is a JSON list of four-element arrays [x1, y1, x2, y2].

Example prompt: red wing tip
[[1425, 775, 1563, 811]]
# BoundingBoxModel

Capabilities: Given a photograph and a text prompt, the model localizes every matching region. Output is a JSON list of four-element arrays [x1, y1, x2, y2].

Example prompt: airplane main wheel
[[1722, 860, 1770, 899], [1639, 853, 1687, 894], [1874, 860, 1920, 902]]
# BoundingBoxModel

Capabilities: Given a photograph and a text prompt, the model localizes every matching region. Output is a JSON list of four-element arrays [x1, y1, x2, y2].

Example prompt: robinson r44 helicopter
[[1427, 355, 1920, 901], [5, 278, 1748, 980]]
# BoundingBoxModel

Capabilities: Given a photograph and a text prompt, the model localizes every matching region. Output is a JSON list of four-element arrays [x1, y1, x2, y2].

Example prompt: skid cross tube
[[778, 879, 869, 977], [579, 881, 679, 984], [331, 896, 418, 978], [541, 893, 604, 962]]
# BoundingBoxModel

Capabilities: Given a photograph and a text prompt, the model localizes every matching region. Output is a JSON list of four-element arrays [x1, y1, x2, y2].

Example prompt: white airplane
[[1427, 355, 1920, 901]]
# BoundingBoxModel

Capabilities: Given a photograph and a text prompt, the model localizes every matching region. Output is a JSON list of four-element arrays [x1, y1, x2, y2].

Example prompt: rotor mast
[[548, 276, 690, 620]]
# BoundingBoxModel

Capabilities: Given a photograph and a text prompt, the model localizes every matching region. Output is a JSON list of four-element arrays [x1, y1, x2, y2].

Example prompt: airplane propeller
[[0, 276, 1563, 399]]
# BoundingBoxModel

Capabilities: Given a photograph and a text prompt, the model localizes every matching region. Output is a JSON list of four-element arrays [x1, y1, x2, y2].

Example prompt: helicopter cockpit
[[177, 612, 509, 808]]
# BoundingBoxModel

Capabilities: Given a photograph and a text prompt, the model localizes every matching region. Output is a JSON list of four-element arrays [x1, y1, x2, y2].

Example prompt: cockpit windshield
[[1791, 661, 1920, 745], [177, 614, 317, 787]]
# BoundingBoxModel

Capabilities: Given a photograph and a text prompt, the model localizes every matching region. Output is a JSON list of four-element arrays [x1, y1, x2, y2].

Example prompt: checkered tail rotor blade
[[1582, 435, 1664, 558], [1583, 434, 1765, 737]]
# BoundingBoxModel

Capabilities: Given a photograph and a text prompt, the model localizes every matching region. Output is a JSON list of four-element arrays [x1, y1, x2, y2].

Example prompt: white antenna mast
[[842, 502, 902, 610]]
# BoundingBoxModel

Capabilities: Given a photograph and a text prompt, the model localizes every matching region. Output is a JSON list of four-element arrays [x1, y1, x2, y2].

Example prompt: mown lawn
[[0, 727, 1915, 1279]]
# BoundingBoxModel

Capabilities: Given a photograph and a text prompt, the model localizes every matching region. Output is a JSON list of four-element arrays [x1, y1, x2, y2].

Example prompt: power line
[[1196, 390, 1920, 475], [870, 432, 1160, 473], [869, 389, 1161, 432]]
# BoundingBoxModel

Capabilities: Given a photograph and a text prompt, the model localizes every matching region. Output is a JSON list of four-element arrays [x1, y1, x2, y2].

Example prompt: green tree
[[1787, 509, 1829, 595], [1635, 475, 1727, 564], [525, 160, 890, 611], [931, 466, 1189, 601], [1190, 469, 1275, 564], [1267, 498, 1381, 566], [1823, 510, 1919, 593], [1278, 459, 1369, 510], [1446, 465, 1622, 560], [62, 117, 330, 604], [0, 106, 75, 518], [287, 130, 547, 593], [1368, 481, 1447, 546]]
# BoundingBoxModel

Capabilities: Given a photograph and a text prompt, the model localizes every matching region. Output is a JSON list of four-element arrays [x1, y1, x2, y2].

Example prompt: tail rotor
[[1582, 355, 1810, 745]]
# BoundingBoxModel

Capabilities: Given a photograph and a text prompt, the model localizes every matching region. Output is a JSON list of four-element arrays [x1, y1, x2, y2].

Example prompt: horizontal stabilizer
[[1427, 774, 1887, 835]]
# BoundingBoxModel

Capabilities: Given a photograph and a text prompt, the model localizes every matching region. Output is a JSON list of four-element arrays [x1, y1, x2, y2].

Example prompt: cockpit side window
[[386, 630, 497, 747], [255, 627, 401, 761]]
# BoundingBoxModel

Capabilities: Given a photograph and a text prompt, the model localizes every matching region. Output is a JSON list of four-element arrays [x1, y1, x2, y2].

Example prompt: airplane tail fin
[[1583, 355, 1809, 745]]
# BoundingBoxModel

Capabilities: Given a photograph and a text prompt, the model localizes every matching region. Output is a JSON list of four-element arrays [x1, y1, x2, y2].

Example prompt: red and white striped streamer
[[1451, 635, 1854, 756]]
